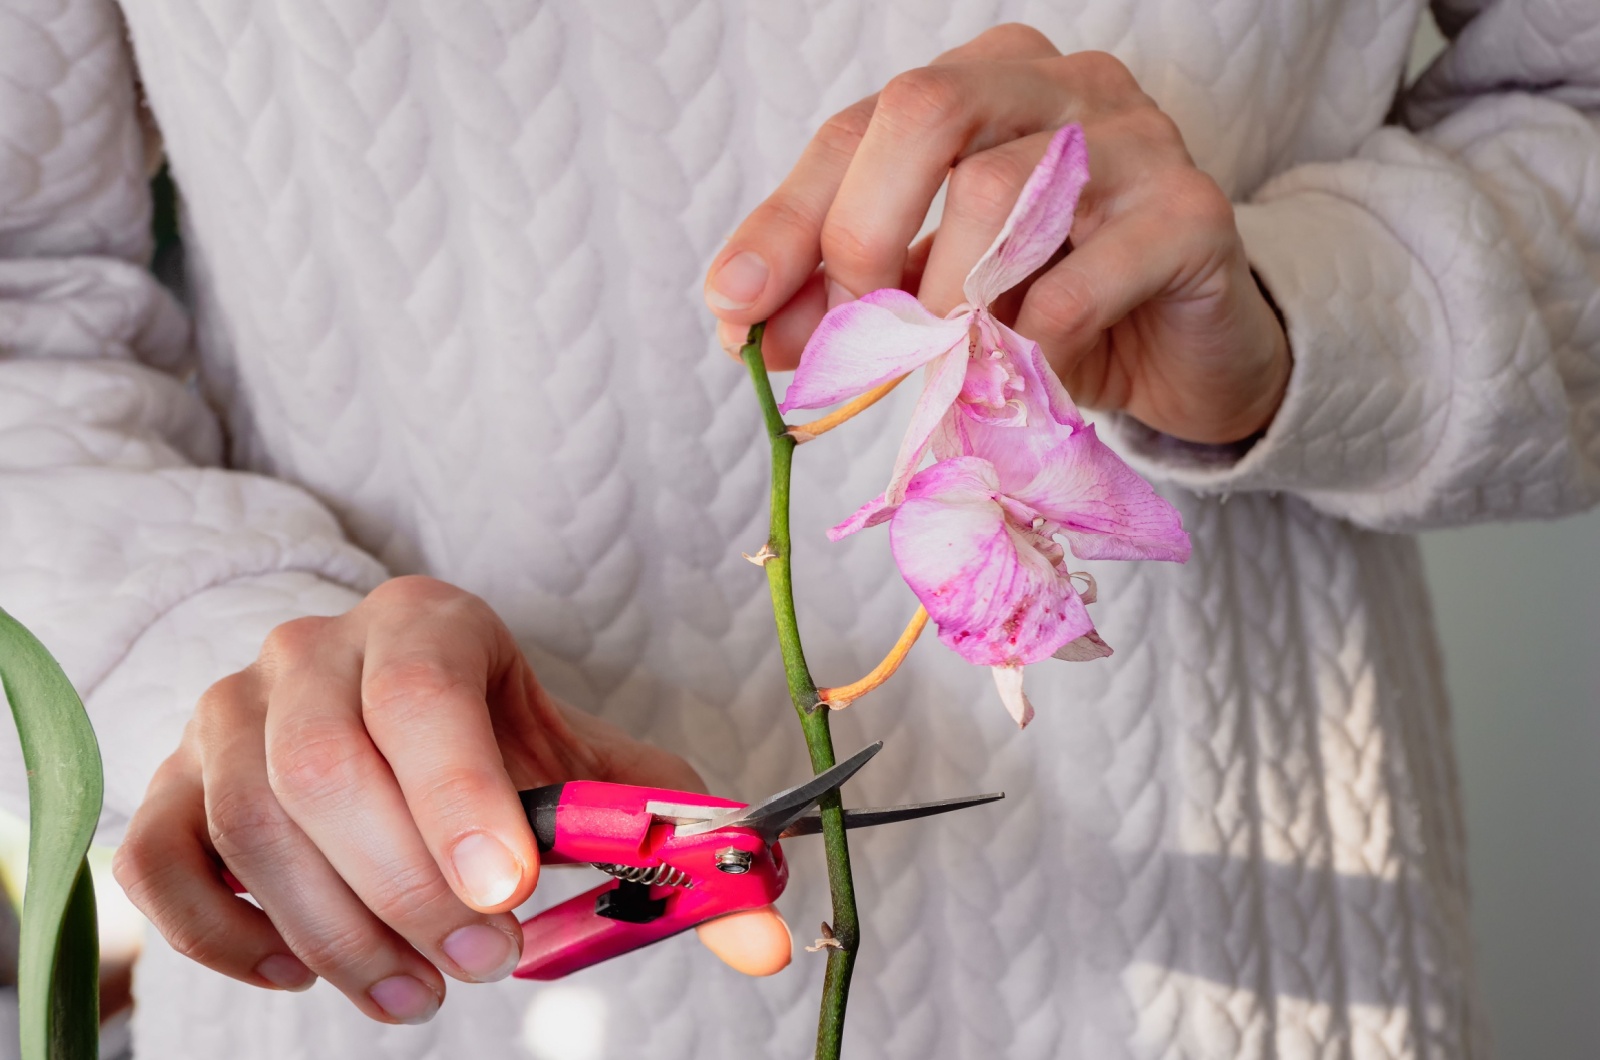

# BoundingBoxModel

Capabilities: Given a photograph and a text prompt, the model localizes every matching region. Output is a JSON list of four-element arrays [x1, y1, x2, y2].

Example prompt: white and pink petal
[[888, 457, 1093, 668], [779, 289, 969, 412], [879, 346, 969, 508], [961, 124, 1091, 307], [1052, 628, 1113, 662], [1010, 423, 1191, 563], [991, 665, 1036, 728], [827, 491, 896, 541]]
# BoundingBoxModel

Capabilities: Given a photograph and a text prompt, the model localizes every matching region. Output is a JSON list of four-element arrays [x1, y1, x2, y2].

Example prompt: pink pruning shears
[[513, 741, 1002, 979]]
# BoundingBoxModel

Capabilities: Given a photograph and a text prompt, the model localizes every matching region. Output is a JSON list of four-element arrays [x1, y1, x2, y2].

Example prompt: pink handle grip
[[513, 780, 789, 979], [515, 880, 700, 980]]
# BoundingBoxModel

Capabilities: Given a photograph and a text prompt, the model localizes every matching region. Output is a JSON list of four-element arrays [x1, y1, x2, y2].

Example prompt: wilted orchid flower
[[888, 387, 1189, 726], [779, 124, 1092, 514], [781, 121, 1192, 726]]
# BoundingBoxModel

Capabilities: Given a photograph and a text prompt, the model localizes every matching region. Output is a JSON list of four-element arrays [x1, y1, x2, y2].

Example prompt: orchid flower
[[779, 123, 1092, 517], [779, 121, 1193, 727], [887, 395, 1189, 726]]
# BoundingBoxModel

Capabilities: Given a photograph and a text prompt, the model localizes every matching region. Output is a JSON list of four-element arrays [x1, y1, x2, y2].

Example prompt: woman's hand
[[705, 24, 1289, 446], [113, 576, 791, 1025]]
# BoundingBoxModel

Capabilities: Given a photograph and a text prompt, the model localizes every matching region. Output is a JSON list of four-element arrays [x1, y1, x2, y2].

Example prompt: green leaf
[[0, 607, 103, 1060]]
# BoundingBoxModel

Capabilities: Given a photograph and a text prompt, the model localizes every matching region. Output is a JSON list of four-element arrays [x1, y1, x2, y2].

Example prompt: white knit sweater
[[2, 0, 1597, 1057]]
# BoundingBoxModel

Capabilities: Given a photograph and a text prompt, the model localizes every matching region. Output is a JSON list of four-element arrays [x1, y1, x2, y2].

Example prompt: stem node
[[742, 543, 779, 566]]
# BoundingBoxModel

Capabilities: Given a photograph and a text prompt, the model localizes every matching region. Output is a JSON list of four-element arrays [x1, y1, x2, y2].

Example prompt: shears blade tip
[[779, 791, 1005, 839]]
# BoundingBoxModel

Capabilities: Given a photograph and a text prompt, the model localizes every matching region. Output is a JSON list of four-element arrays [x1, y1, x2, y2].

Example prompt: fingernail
[[442, 923, 520, 982], [256, 953, 316, 992], [450, 832, 522, 908], [369, 975, 440, 1025], [707, 250, 769, 311], [717, 318, 747, 357], [826, 280, 856, 310]]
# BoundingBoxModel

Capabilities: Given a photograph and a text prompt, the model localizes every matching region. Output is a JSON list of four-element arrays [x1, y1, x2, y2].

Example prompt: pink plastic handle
[[512, 781, 789, 979]]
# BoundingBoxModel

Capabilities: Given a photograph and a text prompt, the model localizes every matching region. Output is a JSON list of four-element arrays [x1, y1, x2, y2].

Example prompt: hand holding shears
[[224, 741, 998, 980], [515, 741, 1000, 978]]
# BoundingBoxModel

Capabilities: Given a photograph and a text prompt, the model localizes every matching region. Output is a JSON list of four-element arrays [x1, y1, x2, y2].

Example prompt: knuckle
[[363, 659, 476, 723], [1164, 169, 1235, 231], [977, 22, 1057, 57], [415, 770, 498, 826], [112, 846, 230, 966], [947, 150, 1034, 222], [364, 861, 455, 927], [292, 920, 380, 974], [366, 574, 458, 612], [813, 105, 872, 161], [819, 217, 890, 279], [260, 616, 332, 663], [203, 670, 253, 704], [1030, 272, 1099, 338], [191, 673, 255, 744], [749, 195, 820, 250], [268, 723, 370, 804], [162, 908, 233, 967], [878, 66, 964, 133], [1123, 104, 1184, 148], [110, 835, 162, 903], [367, 575, 492, 628], [206, 787, 295, 864], [1066, 50, 1138, 93]]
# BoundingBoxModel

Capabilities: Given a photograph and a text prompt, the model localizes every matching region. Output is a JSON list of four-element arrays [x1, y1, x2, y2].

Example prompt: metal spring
[[592, 862, 693, 888]]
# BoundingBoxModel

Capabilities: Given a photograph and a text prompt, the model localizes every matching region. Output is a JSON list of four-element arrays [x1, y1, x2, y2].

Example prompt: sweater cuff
[[1113, 194, 1446, 503]]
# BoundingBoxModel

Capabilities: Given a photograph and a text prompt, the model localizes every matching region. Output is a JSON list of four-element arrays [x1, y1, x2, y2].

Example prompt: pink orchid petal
[[827, 491, 896, 541], [1052, 628, 1113, 662], [881, 346, 969, 507], [999, 318, 1085, 430], [1014, 423, 1192, 562], [889, 457, 1093, 668], [779, 289, 969, 412], [962, 125, 1090, 306], [992, 665, 1035, 728]]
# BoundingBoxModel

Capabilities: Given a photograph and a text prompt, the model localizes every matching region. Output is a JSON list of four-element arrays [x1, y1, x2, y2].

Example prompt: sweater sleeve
[[1116, 0, 1600, 532], [0, 0, 386, 843]]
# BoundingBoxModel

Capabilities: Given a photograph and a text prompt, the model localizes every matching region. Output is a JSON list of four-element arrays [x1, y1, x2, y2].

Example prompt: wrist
[[1232, 292, 1291, 442]]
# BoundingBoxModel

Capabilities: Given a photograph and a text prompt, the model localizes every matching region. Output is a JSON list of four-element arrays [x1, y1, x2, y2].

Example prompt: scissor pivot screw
[[715, 848, 754, 874]]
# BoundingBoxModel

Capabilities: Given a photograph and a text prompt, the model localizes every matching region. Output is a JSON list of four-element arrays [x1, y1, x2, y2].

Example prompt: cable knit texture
[[0, 0, 1596, 1057]]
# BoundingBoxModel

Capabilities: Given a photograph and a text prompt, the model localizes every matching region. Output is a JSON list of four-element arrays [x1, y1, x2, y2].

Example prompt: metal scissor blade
[[779, 791, 1005, 838], [675, 741, 883, 841]]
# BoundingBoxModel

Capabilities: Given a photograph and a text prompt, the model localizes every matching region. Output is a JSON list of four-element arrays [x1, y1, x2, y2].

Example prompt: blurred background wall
[[1421, 515, 1600, 1058]]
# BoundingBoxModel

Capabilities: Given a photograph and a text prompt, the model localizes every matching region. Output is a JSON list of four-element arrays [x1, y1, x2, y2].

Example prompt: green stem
[[740, 324, 859, 1060]]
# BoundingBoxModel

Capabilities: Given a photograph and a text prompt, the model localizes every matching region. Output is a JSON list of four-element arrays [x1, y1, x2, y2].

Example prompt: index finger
[[703, 94, 877, 321], [704, 25, 1062, 328], [357, 580, 540, 914]]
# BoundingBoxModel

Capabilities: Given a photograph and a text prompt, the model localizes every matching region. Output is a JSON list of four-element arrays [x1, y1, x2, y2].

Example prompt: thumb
[[695, 906, 793, 976]]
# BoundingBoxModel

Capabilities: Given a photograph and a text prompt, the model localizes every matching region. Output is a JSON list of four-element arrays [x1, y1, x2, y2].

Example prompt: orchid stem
[[819, 607, 929, 710], [741, 323, 859, 1060], [788, 374, 908, 443]]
